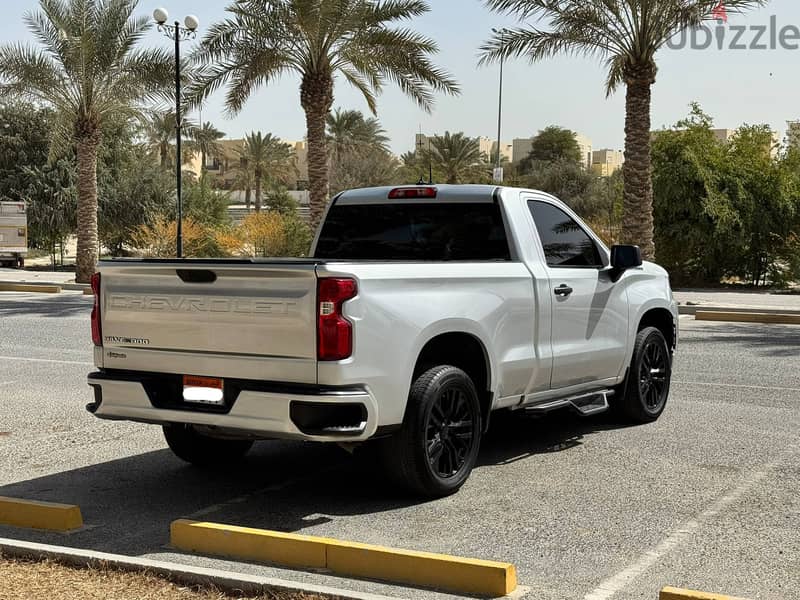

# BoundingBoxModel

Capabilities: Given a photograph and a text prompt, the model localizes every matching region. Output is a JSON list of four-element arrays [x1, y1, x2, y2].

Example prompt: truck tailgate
[[97, 261, 319, 383]]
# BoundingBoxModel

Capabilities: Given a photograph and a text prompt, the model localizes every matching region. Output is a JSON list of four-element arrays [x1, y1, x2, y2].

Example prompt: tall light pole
[[492, 28, 505, 183], [154, 8, 199, 259]]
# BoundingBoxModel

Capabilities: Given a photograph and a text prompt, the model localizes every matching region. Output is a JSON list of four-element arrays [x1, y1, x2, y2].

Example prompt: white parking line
[[0, 355, 92, 366], [674, 380, 799, 393], [583, 441, 799, 600]]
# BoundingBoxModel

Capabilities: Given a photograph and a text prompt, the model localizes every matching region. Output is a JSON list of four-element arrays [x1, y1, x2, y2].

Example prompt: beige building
[[786, 121, 800, 149], [712, 129, 736, 143], [188, 138, 309, 191], [592, 149, 624, 177], [477, 136, 513, 162], [575, 133, 593, 171]]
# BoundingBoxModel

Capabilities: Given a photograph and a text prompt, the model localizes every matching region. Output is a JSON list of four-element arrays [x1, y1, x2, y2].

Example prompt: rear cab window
[[314, 194, 511, 261]]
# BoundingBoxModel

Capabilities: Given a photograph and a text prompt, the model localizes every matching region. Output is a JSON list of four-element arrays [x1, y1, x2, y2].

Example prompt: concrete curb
[[0, 537, 400, 600], [0, 497, 83, 532], [695, 310, 800, 325], [0, 279, 89, 292], [678, 304, 800, 317], [172, 519, 517, 598], [660, 586, 750, 600], [0, 283, 61, 294]]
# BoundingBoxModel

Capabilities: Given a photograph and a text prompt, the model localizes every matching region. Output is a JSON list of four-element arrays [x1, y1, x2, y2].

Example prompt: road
[[0, 291, 798, 600]]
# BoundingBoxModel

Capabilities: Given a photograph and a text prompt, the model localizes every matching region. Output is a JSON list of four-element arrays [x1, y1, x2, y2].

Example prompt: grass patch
[[0, 556, 325, 600]]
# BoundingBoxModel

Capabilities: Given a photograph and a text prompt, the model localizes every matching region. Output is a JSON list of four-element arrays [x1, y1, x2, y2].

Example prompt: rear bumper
[[87, 371, 379, 442]]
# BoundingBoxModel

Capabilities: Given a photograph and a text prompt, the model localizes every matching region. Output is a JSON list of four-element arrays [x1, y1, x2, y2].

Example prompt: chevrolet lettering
[[109, 295, 295, 315]]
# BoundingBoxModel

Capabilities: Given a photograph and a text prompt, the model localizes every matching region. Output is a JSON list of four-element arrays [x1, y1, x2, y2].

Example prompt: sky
[[1, 0, 799, 156]]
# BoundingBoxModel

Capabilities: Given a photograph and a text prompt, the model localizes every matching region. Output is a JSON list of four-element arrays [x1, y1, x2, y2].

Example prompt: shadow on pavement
[[0, 297, 91, 319], [0, 408, 625, 557]]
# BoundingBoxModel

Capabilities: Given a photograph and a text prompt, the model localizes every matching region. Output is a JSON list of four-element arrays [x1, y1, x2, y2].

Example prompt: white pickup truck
[[87, 185, 677, 497]]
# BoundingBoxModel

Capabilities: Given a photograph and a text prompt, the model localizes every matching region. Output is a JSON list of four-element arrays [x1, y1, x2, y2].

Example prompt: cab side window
[[528, 201, 602, 268]]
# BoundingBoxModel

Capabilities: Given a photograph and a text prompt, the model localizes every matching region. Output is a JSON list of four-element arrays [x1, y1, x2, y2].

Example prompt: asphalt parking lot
[[0, 291, 798, 600]]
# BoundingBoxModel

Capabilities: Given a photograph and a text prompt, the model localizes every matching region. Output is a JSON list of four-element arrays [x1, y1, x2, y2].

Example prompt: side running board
[[524, 390, 613, 417]]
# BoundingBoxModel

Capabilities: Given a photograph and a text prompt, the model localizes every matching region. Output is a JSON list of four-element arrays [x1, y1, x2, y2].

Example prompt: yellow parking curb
[[695, 310, 800, 325], [0, 283, 61, 294], [660, 587, 749, 600], [0, 497, 83, 532], [171, 519, 517, 597]]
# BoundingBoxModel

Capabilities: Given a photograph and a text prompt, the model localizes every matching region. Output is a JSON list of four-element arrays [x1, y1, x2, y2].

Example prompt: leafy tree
[[421, 131, 488, 184], [239, 132, 296, 212], [23, 159, 76, 266], [188, 0, 459, 229], [134, 217, 225, 258], [0, 102, 52, 203], [480, 0, 767, 261], [98, 120, 176, 255], [220, 211, 313, 257], [652, 104, 800, 287], [193, 121, 226, 172], [0, 0, 175, 281], [519, 126, 581, 171], [524, 159, 595, 211], [178, 174, 231, 227], [330, 147, 400, 195]]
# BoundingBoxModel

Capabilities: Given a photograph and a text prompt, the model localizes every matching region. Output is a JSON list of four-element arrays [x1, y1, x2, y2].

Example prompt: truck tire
[[615, 327, 671, 423], [383, 366, 482, 498], [163, 424, 253, 467]]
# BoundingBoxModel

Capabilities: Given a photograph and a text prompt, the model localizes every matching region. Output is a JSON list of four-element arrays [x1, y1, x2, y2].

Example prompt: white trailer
[[0, 201, 27, 268]]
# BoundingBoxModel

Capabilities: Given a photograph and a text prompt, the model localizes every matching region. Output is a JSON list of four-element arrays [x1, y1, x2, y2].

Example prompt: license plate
[[182, 375, 225, 406]]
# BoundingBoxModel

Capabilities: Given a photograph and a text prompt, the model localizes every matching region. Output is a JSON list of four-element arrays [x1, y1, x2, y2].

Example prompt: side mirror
[[610, 245, 642, 279]]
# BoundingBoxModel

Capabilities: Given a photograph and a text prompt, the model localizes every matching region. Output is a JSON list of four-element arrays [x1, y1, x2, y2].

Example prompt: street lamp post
[[154, 8, 199, 259], [492, 28, 505, 183]]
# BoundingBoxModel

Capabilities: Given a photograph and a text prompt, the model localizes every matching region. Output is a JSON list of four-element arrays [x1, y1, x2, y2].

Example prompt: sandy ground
[[0, 557, 322, 600]]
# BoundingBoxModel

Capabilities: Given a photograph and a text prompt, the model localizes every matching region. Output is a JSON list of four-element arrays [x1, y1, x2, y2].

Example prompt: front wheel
[[383, 366, 482, 498], [614, 327, 672, 423], [163, 424, 253, 467]]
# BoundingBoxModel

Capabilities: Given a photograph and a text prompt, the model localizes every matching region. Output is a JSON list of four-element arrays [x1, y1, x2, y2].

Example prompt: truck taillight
[[317, 278, 357, 361], [91, 273, 102, 346]]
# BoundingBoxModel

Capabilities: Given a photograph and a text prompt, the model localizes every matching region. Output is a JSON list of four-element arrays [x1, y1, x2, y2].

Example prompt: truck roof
[[336, 184, 501, 205]]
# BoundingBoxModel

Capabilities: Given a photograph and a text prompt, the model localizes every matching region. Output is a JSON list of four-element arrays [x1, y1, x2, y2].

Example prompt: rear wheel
[[614, 327, 671, 423], [163, 424, 253, 467], [383, 366, 482, 498]]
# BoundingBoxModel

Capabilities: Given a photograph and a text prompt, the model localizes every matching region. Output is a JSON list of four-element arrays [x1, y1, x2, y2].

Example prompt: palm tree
[[327, 108, 391, 187], [187, 0, 459, 229], [193, 121, 226, 172], [239, 132, 295, 212], [0, 0, 173, 282], [144, 111, 197, 169], [423, 132, 487, 184], [480, 0, 766, 260], [327, 108, 390, 161], [145, 112, 178, 168]]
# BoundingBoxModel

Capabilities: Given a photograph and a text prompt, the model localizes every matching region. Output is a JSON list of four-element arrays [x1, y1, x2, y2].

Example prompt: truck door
[[527, 199, 629, 389]]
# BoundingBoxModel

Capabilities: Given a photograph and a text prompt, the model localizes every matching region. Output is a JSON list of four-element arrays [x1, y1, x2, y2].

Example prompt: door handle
[[554, 285, 573, 297]]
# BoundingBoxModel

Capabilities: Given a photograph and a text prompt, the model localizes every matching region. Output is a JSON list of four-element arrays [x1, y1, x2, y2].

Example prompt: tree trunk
[[160, 143, 169, 168], [255, 171, 262, 213], [245, 186, 251, 211], [301, 71, 334, 230], [201, 149, 206, 173], [75, 129, 101, 283], [621, 68, 656, 260]]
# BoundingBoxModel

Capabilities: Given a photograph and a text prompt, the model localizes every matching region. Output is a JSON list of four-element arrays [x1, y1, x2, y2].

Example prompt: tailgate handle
[[176, 269, 217, 284]]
